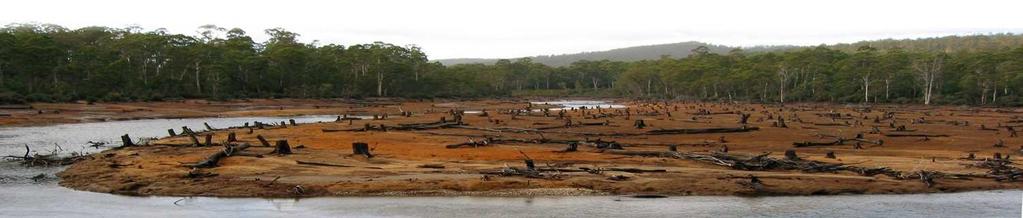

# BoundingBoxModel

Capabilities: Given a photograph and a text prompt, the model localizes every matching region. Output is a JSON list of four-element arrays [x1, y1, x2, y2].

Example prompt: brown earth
[[50, 99, 1023, 197]]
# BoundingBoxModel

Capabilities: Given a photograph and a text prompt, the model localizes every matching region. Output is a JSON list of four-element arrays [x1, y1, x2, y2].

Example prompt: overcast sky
[[2, 0, 1022, 59]]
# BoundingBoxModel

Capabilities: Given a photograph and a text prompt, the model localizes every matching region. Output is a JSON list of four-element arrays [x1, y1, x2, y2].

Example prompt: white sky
[[2, 0, 1022, 59]]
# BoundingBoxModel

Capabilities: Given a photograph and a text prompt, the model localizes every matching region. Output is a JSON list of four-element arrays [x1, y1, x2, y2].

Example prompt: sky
[[2, 0, 1022, 59]]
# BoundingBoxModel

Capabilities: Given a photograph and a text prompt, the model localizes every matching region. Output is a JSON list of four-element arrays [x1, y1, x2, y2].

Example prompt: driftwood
[[296, 160, 352, 167], [883, 133, 950, 137], [793, 140, 843, 147], [185, 143, 252, 168], [646, 126, 759, 135], [3, 145, 88, 166]]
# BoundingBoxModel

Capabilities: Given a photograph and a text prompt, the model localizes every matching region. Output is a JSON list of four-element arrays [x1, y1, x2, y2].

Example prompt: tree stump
[[274, 140, 292, 155], [167, 129, 177, 137], [189, 134, 201, 147], [352, 142, 373, 158], [256, 135, 271, 147], [289, 119, 297, 126], [634, 119, 646, 129], [120, 134, 134, 147], [204, 134, 213, 147], [739, 113, 751, 124], [564, 142, 578, 152], [784, 149, 799, 161]]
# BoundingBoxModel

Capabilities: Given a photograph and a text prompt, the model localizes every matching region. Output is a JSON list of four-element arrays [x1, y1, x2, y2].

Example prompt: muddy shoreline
[[27, 99, 1023, 197]]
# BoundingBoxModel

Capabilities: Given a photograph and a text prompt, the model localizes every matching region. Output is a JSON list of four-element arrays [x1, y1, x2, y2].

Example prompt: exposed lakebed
[[1, 101, 1020, 217]]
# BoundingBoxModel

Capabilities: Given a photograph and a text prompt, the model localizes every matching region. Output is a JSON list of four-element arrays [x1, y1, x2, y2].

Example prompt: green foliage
[[0, 23, 1022, 105]]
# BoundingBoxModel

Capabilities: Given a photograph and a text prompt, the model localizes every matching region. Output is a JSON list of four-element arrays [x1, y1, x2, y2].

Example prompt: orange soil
[[56, 99, 1023, 197]]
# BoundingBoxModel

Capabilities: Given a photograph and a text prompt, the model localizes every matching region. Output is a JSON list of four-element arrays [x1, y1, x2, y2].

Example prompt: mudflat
[[50, 99, 1023, 197]]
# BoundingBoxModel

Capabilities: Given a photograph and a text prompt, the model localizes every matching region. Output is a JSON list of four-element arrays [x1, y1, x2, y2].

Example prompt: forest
[[1, 23, 1022, 105]]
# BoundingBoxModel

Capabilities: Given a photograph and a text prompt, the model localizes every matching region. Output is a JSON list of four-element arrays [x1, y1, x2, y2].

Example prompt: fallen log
[[646, 126, 759, 135], [185, 143, 252, 168], [793, 140, 842, 147], [883, 133, 950, 137], [295, 160, 352, 167]]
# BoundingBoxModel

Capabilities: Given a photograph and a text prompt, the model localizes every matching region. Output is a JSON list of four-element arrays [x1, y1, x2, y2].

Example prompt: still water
[[0, 101, 1019, 217]]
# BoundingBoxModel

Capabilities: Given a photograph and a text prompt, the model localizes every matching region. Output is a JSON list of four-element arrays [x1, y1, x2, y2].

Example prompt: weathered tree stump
[[352, 142, 373, 158], [274, 140, 292, 155], [564, 142, 578, 152], [256, 135, 271, 147], [204, 134, 213, 147], [524, 159, 536, 171], [189, 134, 201, 147], [289, 119, 297, 126], [784, 149, 799, 161], [120, 134, 134, 147], [739, 113, 751, 124], [167, 129, 177, 137]]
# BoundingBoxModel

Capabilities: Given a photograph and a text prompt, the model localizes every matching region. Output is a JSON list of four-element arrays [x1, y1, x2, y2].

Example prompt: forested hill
[[438, 42, 793, 66], [438, 34, 1023, 66]]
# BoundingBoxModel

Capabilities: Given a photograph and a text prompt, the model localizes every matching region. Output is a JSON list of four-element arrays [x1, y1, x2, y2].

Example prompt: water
[[0, 101, 1020, 217], [532, 100, 627, 110]]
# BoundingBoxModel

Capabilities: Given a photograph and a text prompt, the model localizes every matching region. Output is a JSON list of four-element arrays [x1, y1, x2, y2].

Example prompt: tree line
[[1, 23, 1022, 105]]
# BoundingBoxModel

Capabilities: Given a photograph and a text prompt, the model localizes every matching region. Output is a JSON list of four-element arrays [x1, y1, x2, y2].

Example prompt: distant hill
[[437, 42, 793, 66], [437, 34, 1023, 66]]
